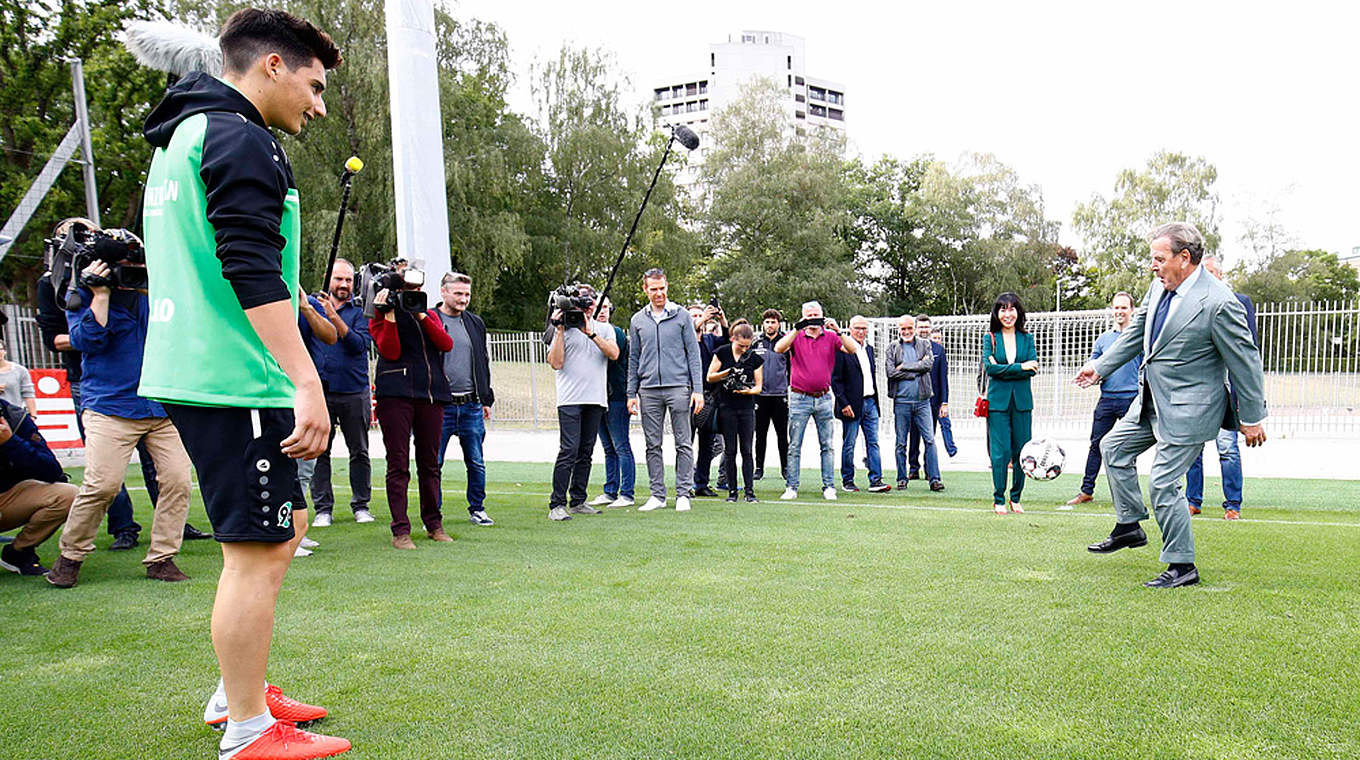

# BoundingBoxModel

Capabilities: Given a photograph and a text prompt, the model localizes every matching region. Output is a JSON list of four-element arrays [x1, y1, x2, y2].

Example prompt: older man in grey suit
[[1075, 222, 1267, 589]]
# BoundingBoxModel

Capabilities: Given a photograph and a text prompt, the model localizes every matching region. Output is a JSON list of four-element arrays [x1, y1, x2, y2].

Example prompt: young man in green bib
[[140, 9, 349, 759]]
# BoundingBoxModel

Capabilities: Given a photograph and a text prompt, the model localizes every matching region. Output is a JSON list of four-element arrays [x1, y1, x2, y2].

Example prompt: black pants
[[551, 404, 604, 509], [1080, 394, 1136, 495], [692, 411, 718, 489], [313, 390, 373, 514], [720, 405, 756, 496], [754, 395, 789, 478]]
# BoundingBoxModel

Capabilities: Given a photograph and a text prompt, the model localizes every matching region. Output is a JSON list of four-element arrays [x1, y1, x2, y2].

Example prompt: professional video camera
[[357, 258, 427, 319], [45, 225, 148, 310], [547, 283, 597, 330]]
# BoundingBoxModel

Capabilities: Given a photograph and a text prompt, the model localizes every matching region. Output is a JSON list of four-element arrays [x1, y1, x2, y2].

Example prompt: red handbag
[[974, 332, 994, 418]]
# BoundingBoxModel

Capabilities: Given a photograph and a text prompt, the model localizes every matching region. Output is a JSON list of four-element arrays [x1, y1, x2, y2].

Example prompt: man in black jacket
[[0, 399, 76, 575], [434, 272, 496, 527], [832, 316, 889, 493]]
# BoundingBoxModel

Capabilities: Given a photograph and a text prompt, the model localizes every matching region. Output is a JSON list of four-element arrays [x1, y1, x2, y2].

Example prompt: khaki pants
[[0, 480, 77, 551], [59, 411, 192, 566]]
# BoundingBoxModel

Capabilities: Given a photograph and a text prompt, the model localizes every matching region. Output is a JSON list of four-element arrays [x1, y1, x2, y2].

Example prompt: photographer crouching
[[545, 284, 618, 521], [48, 234, 194, 587], [366, 262, 455, 549]]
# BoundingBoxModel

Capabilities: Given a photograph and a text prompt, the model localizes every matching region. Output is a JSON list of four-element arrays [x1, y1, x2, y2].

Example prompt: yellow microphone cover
[[345, 156, 364, 173]]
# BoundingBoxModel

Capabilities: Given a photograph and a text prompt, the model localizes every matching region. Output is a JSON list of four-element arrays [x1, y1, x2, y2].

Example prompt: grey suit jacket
[[1093, 267, 1267, 445]]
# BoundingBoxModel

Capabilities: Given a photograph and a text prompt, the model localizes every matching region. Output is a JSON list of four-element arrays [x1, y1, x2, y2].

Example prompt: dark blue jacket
[[66, 289, 166, 419], [0, 399, 66, 492], [928, 341, 949, 405], [317, 299, 372, 394], [832, 344, 877, 421]]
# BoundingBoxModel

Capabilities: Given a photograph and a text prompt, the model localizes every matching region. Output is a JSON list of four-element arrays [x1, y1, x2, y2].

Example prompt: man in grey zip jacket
[[626, 268, 704, 512]]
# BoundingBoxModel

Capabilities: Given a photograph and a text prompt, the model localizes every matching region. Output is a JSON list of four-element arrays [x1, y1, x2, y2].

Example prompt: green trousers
[[987, 407, 1032, 505]]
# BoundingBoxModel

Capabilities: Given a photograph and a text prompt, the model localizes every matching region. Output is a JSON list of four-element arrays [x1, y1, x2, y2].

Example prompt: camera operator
[[48, 255, 194, 587], [688, 302, 729, 498], [35, 219, 200, 550], [370, 276, 454, 549], [707, 322, 763, 502], [545, 284, 618, 521], [0, 398, 76, 576]]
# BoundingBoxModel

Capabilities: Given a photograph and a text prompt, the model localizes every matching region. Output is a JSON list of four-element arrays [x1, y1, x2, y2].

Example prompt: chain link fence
[[5, 301, 1357, 437]]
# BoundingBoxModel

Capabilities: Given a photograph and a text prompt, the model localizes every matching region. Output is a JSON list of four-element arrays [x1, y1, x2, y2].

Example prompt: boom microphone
[[673, 125, 700, 151], [321, 157, 364, 293], [123, 20, 222, 77], [340, 156, 364, 185]]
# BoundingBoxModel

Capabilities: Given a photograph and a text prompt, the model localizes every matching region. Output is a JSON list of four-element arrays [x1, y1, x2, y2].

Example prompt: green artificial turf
[[2, 462, 1358, 759]]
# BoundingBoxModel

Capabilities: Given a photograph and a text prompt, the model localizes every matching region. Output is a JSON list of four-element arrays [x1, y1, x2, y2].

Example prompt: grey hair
[[801, 301, 823, 314], [1148, 221, 1205, 264]]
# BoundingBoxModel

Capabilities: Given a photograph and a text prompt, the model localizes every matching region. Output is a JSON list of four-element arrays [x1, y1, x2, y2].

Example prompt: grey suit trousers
[[638, 387, 694, 500], [1100, 404, 1200, 563]]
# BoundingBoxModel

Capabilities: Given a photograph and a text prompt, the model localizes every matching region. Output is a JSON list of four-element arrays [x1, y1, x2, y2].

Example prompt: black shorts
[[164, 403, 300, 543]]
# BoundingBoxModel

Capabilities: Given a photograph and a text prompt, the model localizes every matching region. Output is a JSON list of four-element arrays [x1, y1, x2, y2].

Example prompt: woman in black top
[[707, 322, 764, 502]]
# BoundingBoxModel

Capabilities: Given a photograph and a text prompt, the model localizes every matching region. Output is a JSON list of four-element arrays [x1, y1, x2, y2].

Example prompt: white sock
[[222, 711, 273, 749]]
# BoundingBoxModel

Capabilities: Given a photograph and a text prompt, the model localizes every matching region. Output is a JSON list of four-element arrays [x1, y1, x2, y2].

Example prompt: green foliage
[[1232, 248, 1360, 304], [1072, 151, 1220, 298], [0, 0, 169, 302]]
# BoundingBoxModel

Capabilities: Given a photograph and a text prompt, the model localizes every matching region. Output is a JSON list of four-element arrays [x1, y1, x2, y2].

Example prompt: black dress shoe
[[692, 486, 720, 498], [109, 532, 139, 551], [182, 524, 211, 540], [1086, 527, 1148, 553], [1144, 565, 1199, 588]]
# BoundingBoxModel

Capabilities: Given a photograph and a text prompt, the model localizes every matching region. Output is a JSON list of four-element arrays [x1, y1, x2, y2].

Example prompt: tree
[[1072, 151, 1220, 298], [700, 78, 861, 319], [1232, 249, 1360, 304]]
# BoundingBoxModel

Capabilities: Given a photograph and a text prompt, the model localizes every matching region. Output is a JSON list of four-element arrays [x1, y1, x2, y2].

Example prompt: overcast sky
[[450, 0, 1357, 265]]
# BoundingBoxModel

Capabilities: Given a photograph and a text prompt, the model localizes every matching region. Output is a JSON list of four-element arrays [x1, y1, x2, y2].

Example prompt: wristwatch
[[585, 332, 597, 339]]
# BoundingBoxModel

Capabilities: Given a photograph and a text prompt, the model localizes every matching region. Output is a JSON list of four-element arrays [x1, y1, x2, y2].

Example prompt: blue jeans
[[787, 391, 835, 490], [841, 396, 883, 486], [599, 399, 635, 498], [1186, 428, 1242, 511], [1080, 394, 1136, 495], [894, 399, 939, 483], [436, 402, 487, 512]]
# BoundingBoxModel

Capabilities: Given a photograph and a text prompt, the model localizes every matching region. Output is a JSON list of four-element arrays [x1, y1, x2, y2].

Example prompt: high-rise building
[[652, 30, 847, 185]]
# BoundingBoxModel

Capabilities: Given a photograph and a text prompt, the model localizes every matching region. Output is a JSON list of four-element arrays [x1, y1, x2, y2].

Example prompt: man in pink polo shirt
[[774, 301, 859, 500]]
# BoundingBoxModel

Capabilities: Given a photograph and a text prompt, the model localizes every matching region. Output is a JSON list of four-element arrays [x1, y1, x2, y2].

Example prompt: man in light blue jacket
[[627, 268, 704, 512]]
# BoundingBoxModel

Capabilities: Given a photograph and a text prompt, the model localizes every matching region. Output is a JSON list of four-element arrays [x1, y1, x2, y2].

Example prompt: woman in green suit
[[982, 292, 1038, 514]]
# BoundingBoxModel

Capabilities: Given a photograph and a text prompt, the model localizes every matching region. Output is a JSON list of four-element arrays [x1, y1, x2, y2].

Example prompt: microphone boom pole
[[321, 156, 364, 293], [598, 125, 698, 309]]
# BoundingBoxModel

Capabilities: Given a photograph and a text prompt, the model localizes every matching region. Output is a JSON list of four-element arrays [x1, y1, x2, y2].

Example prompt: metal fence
[[5, 301, 1358, 437]]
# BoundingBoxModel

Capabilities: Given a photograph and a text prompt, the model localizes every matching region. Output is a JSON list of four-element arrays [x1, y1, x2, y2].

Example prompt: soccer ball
[[1020, 438, 1065, 481]]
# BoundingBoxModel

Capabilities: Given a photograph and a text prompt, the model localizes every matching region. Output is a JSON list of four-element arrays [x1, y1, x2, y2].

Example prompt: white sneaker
[[548, 506, 572, 521], [588, 494, 615, 507], [353, 508, 375, 524], [293, 546, 313, 557], [823, 487, 838, 501], [311, 512, 332, 528], [299, 537, 319, 549], [780, 488, 798, 500], [609, 496, 635, 508], [1055, 504, 1074, 511], [638, 496, 666, 512], [676, 496, 691, 512]]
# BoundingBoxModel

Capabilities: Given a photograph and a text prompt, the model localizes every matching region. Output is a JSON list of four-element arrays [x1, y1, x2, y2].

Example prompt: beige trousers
[[59, 411, 192, 565], [0, 480, 77, 551]]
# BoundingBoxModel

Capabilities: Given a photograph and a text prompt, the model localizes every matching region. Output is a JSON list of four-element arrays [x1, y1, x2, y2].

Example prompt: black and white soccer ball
[[1020, 438, 1065, 481]]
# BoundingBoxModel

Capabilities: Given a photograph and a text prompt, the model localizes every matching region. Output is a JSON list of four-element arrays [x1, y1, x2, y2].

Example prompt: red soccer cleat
[[205, 684, 329, 727], [219, 720, 350, 760]]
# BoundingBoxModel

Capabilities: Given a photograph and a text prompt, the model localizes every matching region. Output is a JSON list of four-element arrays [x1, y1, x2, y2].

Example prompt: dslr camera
[[45, 225, 148, 310], [722, 362, 756, 393], [548, 283, 596, 330], [358, 258, 427, 319]]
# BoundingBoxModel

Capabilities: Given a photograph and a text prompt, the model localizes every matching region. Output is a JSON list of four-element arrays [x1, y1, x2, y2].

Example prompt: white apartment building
[[652, 30, 847, 185]]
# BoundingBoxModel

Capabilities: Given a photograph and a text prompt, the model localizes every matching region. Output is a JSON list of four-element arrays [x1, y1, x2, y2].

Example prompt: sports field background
[[2, 462, 1358, 759]]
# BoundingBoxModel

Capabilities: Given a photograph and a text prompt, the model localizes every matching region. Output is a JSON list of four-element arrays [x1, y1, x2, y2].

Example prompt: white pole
[[385, 0, 451, 304]]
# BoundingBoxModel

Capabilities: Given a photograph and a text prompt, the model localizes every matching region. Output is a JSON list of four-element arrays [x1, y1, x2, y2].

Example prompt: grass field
[[2, 462, 1358, 759]]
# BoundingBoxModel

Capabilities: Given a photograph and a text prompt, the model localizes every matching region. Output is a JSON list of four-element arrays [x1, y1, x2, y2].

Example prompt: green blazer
[[982, 332, 1036, 412]]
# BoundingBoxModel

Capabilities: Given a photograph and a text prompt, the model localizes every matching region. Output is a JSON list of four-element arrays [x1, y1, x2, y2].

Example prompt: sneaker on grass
[[637, 496, 666, 512], [299, 537, 319, 549], [608, 496, 634, 508], [548, 507, 572, 521], [676, 496, 691, 512], [823, 487, 838, 501], [218, 720, 350, 760], [568, 503, 602, 515], [353, 509, 375, 524], [293, 546, 313, 558], [469, 510, 494, 526], [204, 683, 328, 728], [587, 494, 615, 507], [311, 512, 332, 528], [780, 488, 797, 501], [0, 544, 48, 576]]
